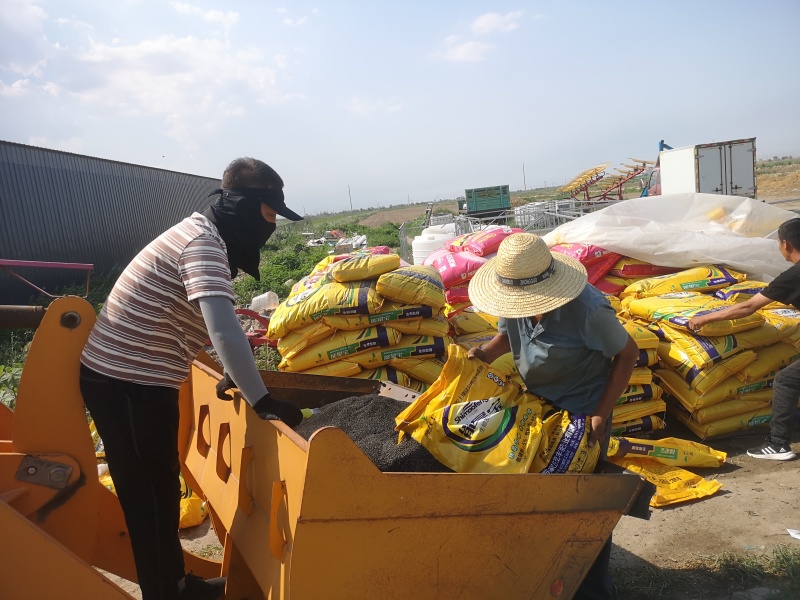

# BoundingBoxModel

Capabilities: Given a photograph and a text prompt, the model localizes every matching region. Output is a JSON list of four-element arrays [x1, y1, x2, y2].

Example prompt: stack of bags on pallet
[[548, 244, 673, 437], [611, 318, 668, 437], [266, 247, 451, 392], [615, 266, 800, 440]]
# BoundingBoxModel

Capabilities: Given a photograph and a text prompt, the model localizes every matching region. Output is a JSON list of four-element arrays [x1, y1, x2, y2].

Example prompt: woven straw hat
[[468, 233, 587, 318]]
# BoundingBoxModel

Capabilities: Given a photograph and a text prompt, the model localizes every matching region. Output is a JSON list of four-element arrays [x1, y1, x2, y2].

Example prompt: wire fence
[[398, 199, 623, 264]]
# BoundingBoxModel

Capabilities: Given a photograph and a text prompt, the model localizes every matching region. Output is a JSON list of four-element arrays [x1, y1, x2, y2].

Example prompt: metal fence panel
[[398, 200, 623, 264], [0, 141, 220, 304]]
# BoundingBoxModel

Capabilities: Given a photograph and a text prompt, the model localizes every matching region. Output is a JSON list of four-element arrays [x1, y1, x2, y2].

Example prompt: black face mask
[[202, 189, 277, 280]]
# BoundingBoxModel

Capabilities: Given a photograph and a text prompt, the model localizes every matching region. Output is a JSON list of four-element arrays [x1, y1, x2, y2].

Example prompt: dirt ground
[[611, 423, 800, 572], [356, 202, 459, 227]]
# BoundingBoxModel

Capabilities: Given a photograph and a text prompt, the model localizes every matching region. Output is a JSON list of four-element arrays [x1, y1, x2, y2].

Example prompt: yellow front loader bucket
[[185, 359, 650, 600], [0, 296, 650, 599]]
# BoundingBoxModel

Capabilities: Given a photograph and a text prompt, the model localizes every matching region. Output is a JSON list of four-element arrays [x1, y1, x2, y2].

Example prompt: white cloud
[[278, 7, 317, 27], [172, 3, 239, 29], [0, 0, 47, 31], [28, 135, 85, 153], [0, 0, 52, 76], [282, 16, 308, 27], [346, 97, 404, 116], [438, 36, 493, 63], [471, 11, 523, 35], [0, 79, 32, 97], [65, 35, 287, 144]]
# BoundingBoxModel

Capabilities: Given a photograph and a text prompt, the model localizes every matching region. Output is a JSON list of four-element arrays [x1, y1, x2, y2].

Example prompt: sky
[[1, 1, 799, 215]]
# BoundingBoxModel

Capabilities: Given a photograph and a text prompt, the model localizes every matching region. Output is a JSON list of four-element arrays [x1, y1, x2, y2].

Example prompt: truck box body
[[659, 138, 757, 198], [463, 184, 511, 217]]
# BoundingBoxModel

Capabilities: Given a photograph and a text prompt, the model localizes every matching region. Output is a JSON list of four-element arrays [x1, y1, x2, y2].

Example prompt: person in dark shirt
[[688, 217, 800, 461]]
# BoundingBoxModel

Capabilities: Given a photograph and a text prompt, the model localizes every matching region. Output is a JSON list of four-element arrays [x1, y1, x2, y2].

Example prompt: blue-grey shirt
[[498, 285, 629, 415]]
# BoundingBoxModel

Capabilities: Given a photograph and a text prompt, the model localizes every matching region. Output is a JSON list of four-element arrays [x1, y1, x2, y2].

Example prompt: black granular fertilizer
[[294, 393, 453, 473]]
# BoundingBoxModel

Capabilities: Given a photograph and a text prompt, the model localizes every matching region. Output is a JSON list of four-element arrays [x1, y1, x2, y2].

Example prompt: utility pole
[[522, 163, 527, 191], [348, 184, 353, 211]]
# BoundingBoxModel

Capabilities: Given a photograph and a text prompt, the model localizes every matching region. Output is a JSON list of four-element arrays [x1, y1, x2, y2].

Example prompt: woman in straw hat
[[468, 232, 639, 600]]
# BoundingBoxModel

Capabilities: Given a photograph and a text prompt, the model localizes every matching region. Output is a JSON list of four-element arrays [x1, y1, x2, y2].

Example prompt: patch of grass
[[612, 546, 800, 599], [195, 542, 224, 560]]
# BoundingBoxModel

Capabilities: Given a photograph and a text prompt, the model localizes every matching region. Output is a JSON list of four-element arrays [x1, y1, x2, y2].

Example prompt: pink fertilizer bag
[[551, 243, 620, 285], [551, 244, 617, 266], [445, 283, 471, 305], [463, 227, 524, 257], [430, 251, 488, 289]]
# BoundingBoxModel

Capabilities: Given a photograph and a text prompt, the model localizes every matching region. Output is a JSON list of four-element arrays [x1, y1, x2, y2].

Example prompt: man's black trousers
[[80, 364, 185, 600]]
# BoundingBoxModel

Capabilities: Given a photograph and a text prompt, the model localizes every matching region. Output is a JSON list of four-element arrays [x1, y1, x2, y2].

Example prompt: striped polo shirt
[[81, 213, 235, 387]]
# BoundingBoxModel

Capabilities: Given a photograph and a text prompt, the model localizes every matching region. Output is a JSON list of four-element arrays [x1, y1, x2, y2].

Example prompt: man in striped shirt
[[80, 157, 304, 600]]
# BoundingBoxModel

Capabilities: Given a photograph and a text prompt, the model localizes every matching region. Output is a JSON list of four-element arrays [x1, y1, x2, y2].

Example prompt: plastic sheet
[[543, 193, 796, 279]]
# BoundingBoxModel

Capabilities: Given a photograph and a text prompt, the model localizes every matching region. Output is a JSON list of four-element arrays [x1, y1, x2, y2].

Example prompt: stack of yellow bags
[[616, 266, 800, 440], [267, 250, 451, 392]]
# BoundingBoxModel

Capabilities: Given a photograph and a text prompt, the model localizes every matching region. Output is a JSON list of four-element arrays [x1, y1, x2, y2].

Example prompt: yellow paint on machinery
[[1, 297, 650, 599]]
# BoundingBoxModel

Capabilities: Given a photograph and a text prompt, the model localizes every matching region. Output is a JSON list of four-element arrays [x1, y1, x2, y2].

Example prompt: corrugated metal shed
[[0, 141, 220, 304]]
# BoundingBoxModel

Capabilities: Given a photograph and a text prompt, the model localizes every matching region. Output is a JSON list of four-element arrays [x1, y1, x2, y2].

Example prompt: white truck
[[644, 138, 757, 199]]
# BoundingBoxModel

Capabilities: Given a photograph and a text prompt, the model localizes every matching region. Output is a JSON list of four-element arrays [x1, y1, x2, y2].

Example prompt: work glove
[[216, 372, 237, 400], [251, 393, 304, 429]]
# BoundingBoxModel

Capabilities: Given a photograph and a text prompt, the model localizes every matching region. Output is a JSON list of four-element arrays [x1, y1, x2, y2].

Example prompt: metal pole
[[523, 163, 527, 190], [348, 185, 353, 211]]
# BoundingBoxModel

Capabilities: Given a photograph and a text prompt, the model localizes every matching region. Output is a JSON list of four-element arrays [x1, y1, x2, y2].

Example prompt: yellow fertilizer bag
[[605, 294, 621, 311], [288, 264, 331, 300], [491, 352, 520, 377], [736, 342, 800, 383], [636, 348, 659, 367], [449, 307, 500, 335], [607, 457, 722, 507], [300, 361, 361, 378], [406, 378, 430, 393], [617, 383, 663, 406], [607, 436, 726, 468], [351, 335, 450, 368], [670, 403, 773, 440], [100, 469, 207, 528], [277, 321, 335, 358], [390, 315, 451, 338], [395, 345, 547, 474], [627, 367, 653, 386], [656, 368, 774, 411], [610, 257, 682, 278], [443, 301, 472, 318], [758, 308, 800, 339], [89, 419, 105, 459], [268, 280, 384, 338], [455, 331, 497, 351], [649, 323, 743, 370], [490, 352, 526, 389], [376, 265, 445, 309], [610, 415, 666, 437], [715, 281, 788, 310], [323, 302, 437, 330], [657, 342, 757, 396], [693, 397, 773, 424], [622, 292, 764, 336], [619, 318, 660, 350], [329, 253, 401, 282], [353, 366, 413, 387], [620, 265, 746, 300], [529, 411, 600, 474], [389, 357, 445, 385], [611, 399, 666, 424], [278, 326, 402, 372]]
